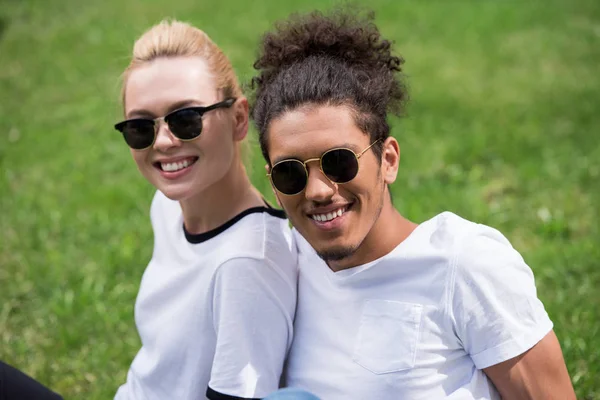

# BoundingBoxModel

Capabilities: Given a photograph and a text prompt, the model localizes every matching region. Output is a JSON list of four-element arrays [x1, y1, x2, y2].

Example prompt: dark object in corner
[[0, 360, 63, 400]]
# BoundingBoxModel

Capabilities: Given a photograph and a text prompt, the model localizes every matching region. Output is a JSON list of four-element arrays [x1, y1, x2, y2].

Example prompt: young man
[[250, 9, 576, 399]]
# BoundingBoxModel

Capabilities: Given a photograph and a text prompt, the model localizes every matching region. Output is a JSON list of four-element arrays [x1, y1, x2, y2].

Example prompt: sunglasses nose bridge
[[302, 158, 327, 181], [304, 163, 337, 201], [153, 116, 181, 148], [154, 116, 167, 132], [303, 157, 321, 170]]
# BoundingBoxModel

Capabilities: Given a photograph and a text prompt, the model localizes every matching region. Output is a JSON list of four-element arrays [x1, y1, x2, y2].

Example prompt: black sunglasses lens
[[271, 160, 307, 195], [120, 120, 156, 150], [321, 148, 359, 183], [167, 109, 203, 140]]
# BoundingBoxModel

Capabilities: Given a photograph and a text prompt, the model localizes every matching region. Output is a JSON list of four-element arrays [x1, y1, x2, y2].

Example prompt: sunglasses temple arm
[[203, 98, 236, 113], [358, 139, 381, 157]]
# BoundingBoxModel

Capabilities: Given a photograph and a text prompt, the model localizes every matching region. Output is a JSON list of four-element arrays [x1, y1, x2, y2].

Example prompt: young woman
[[113, 20, 297, 400]]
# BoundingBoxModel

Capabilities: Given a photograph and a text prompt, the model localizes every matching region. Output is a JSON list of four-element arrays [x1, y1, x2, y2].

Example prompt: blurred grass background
[[0, 0, 598, 398]]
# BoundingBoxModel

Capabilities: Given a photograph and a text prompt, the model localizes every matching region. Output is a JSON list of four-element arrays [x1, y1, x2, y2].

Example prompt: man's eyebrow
[[271, 154, 299, 166], [271, 142, 359, 165]]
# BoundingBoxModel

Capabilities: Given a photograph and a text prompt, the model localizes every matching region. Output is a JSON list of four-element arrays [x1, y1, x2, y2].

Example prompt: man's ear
[[232, 97, 249, 142], [381, 137, 400, 185]]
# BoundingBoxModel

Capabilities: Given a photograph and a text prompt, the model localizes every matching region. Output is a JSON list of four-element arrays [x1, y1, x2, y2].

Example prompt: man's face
[[267, 105, 392, 267]]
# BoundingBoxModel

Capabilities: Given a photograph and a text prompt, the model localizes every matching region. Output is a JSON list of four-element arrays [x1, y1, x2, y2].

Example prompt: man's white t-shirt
[[285, 211, 553, 399], [115, 191, 298, 400]]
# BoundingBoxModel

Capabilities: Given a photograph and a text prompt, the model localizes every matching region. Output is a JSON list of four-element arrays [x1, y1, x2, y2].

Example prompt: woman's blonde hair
[[121, 19, 242, 107]]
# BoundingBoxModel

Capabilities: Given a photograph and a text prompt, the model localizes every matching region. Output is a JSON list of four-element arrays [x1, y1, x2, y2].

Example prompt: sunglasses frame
[[267, 139, 381, 196], [114, 97, 236, 150]]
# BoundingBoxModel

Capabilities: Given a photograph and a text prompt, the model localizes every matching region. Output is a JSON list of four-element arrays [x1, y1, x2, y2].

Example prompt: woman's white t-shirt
[[115, 191, 298, 400]]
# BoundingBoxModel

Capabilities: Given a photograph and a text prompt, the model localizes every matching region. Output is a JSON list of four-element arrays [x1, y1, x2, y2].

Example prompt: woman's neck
[[179, 158, 264, 235]]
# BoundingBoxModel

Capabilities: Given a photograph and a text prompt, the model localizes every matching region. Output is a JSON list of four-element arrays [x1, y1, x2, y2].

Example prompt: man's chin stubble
[[317, 246, 357, 263]]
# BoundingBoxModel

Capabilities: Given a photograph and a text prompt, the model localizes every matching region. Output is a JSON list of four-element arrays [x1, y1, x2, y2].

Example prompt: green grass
[[1, 0, 599, 398]]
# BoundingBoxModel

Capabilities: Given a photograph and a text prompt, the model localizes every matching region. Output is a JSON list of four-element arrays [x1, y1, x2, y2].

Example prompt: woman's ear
[[232, 97, 249, 142], [381, 137, 400, 185]]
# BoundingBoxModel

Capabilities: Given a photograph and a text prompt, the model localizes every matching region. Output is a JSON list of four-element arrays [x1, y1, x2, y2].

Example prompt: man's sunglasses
[[113, 98, 236, 150], [268, 140, 381, 196]]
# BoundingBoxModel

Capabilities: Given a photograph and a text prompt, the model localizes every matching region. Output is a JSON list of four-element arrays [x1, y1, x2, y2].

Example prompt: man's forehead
[[266, 104, 370, 161], [270, 104, 355, 131]]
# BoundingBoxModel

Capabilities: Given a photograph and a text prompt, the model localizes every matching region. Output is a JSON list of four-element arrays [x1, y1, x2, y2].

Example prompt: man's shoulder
[[429, 212, 530, 289], [399, 211, 521, 282], [409, 211, 481, 254], [417, 211, 511, 251]]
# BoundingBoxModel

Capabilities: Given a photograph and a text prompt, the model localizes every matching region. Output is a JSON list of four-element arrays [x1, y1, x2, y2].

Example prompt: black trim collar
[[184, 206, 286, 244], [206, 386, 261, 400]]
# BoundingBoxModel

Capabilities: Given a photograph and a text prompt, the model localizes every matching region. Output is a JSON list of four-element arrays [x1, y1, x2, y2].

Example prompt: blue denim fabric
[[263, 388, 321, 400]]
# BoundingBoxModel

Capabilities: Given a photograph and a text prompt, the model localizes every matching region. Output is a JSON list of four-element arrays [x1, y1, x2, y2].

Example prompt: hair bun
[[250, 7, 408, 164], [253, 9, 404, 86]]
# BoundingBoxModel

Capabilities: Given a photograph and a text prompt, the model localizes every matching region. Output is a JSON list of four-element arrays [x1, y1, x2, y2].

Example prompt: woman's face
[[123, 56, 240, 201]]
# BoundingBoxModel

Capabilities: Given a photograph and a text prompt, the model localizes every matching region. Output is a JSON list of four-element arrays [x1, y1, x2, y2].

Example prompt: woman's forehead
[[125, 57, 217, 116]]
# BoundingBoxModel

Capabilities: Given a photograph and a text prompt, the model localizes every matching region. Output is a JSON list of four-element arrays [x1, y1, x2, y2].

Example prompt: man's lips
[[306, 202, 353, 216], [307, 203, 353, 223]]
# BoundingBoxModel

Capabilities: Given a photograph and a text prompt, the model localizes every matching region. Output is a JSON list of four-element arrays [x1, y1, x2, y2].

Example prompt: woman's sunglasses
[[268, 140, 381, 195], [113, 98, 236, 150]]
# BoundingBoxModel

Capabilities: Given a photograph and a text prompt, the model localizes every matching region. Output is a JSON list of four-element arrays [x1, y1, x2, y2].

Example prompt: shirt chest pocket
[[352, 300, 423, 374]]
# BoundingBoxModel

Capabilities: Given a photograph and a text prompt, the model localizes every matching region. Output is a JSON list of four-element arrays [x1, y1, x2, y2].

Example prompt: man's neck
[[328, 195, 418, 272]]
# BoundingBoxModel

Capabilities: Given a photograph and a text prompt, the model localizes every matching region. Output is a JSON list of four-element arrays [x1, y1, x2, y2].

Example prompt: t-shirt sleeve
[[206, 257, 295, 400], [450, 226, 553, 370]]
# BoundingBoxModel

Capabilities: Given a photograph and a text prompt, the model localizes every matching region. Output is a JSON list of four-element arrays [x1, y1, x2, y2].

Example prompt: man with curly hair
[[250, 8, 576, 400]]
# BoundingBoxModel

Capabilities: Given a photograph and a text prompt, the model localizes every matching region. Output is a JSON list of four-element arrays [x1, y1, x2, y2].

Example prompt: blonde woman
[[113, 20, 297, 400]]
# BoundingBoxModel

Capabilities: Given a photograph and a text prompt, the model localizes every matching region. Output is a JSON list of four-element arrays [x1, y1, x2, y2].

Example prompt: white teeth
[[311, 207, 347, 222], [161, 159, 192, 172]]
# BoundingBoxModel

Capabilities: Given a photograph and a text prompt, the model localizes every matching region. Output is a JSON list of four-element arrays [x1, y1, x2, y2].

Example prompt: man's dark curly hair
[[250, 7, 408, 164]]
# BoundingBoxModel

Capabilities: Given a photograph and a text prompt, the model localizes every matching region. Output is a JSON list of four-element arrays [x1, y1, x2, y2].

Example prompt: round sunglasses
[[113, 98, 236, 150], [268, 140, 381, 195]]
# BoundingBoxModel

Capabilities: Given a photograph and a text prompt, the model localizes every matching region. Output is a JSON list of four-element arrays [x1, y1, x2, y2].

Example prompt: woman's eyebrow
[[166, 99, 204, 113], [126, 100, 204, 119], [125, 108, 155, 119]]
